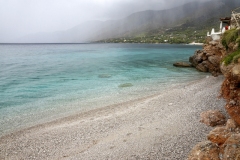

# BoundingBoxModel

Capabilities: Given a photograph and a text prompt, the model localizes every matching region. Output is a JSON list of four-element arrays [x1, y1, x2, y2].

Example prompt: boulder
[[200, 110, 226, 127], [189, 50, 205, 67], [202, 55, 208, 61], [208, 55, 221, 66], [188, 141, 220, 160], [207, 126, 231, 145], [225, 104, 240, 126], [226, 119, 239, 130], [222, 134, 240, 159], [196, 63, 208, 72], [202, 60, 216, 73], [206, 52, 215, 57], [189, 56, 198, 67], [189, 39, 224, 76], [173, 62, 193, 67], [195, 52, 204, 63]]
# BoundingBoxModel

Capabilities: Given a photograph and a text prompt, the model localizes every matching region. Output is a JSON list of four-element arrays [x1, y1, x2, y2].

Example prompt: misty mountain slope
[[19, 21, 106, 43], [181, 1, 232, 28], [92, 1, 210, 41], [17, 0, 240, 43]]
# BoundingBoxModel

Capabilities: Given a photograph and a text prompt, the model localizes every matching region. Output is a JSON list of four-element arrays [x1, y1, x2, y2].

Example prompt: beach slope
[[0, 76, 226, 159]]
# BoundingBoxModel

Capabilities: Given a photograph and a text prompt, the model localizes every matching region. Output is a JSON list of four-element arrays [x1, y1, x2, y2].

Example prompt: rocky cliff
[[189, 38, 226, 76], [188, 28, 240, 159]]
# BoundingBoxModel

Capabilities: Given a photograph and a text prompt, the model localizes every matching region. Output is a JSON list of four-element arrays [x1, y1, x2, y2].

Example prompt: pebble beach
[[0, 76, 226, 159]]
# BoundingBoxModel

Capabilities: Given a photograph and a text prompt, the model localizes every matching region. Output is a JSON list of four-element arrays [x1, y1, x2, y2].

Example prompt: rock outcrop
[[189, 39, 225, 76], [188, 141, 220, 160], [207, 119, 239, 146], [207, 126, 231, 145], [200, 110, 226, 127], [222, 134, 240, 159], [221, 63, 240, 126], [188, 119, 240, 160], [188, 27, 240, 159], [173, 62, 193, 67]]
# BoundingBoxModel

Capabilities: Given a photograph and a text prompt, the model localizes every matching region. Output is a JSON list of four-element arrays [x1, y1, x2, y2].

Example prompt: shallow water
[[0, 43, 207, 136]]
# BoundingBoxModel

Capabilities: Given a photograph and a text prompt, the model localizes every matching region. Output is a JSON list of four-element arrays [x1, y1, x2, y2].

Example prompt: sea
[[0, 43, 208, 136]]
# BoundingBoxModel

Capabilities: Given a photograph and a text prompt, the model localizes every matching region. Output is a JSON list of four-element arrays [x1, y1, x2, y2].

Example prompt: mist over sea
[[0, 43, 207, 136]]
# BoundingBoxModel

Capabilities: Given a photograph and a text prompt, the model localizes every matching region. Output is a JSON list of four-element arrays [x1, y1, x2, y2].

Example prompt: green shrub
[[233, 53, 240, 63], [222, 29, 239, 50], [222, 50, 240, 65], [236, 37, 240, 50]]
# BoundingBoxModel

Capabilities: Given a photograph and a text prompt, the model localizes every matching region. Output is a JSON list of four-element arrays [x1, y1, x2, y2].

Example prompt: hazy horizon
[[0, 0, 210, 43]]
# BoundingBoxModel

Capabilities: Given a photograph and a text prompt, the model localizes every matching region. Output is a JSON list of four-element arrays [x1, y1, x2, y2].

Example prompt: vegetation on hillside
[[94, 0, 240, 44], [222, 28, 240, 65], [222, 50, 240, 65], [95, 7, 221, 44], [95, 26, 213, 44], [222, 29, 239, 49]]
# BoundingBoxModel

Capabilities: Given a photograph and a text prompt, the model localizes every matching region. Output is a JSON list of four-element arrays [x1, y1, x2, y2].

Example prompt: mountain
[[17, 0, 240, 43]]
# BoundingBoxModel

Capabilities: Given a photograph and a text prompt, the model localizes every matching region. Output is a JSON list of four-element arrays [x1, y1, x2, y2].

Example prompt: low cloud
[[0, 0, 206, 42]]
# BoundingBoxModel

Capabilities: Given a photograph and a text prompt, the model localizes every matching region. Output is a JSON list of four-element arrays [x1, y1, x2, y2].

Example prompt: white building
[[207, 20, 230, 41], [207, 7, 240, 41]]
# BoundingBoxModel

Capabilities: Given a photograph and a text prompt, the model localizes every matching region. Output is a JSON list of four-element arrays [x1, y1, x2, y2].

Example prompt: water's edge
[[0, 43, 207, 136]]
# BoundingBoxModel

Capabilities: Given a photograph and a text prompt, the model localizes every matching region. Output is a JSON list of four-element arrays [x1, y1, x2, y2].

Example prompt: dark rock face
[[196, 63, 208, 72], [189, 40, 225, 76], [208, 56, 221, 66], [173, 62, 193, 67], [189, 50, 203, 67]]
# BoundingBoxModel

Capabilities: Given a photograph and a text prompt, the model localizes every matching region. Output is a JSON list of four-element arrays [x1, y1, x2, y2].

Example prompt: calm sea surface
[[0, 43, 207, 136]]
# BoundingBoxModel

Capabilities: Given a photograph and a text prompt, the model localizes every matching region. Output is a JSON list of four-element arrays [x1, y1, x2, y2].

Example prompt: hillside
[[97, 0, 240, 44], [17, 0, 240, 43]]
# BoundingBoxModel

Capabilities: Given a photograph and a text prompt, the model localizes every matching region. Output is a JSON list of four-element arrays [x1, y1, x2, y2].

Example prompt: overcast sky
[[0, 0, 201, 42]]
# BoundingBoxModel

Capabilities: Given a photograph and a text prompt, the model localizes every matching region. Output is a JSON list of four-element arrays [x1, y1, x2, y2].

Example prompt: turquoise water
[[0, 43, 207, 136]]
